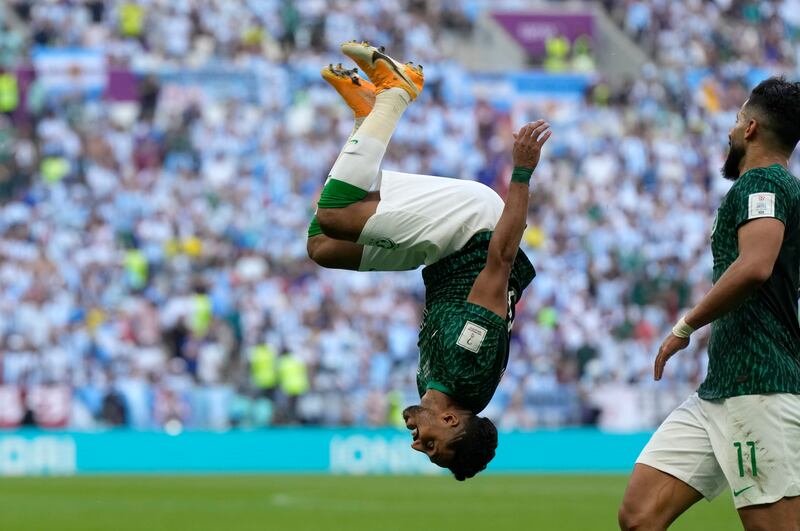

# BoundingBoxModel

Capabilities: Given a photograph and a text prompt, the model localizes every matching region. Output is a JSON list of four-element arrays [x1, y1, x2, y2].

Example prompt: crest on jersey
[[371, 237, 398, 250]]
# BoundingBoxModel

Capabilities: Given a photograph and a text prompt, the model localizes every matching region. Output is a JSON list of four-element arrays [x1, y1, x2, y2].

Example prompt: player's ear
[[744, 117, 758, 141], [441, 412, 460, 427]]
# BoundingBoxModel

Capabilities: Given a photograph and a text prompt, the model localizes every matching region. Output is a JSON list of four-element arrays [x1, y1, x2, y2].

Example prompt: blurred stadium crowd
[[0, 0, 797, 431]]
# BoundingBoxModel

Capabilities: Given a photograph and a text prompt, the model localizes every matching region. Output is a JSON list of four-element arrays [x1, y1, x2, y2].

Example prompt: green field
[[0, 475, 740, 530]]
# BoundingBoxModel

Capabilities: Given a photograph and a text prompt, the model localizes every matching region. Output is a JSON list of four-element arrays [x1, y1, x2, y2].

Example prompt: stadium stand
[[0, 0, 797, 431]]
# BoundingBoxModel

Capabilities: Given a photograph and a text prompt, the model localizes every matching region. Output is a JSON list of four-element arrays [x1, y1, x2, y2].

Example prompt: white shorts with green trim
[[636, 392, 800, 509], [356, 170, 504, 271]]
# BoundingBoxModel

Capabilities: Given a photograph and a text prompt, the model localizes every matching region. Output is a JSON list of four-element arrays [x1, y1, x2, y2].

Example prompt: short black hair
[[446, 415, 498, 481], [746, 76, 800, 152]]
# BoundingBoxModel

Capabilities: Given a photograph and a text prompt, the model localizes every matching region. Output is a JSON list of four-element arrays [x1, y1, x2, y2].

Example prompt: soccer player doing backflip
[[306, 42, 551, 480]]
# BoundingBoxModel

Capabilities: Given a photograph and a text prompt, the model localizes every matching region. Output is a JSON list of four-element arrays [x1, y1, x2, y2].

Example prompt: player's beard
[[721, 141, 746, 181]]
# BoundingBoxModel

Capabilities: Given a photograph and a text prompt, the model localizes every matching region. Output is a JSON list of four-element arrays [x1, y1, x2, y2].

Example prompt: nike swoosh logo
[[370, 50, 418, 96], [349, 139, 358, 144], [734, 485, 755, 497]]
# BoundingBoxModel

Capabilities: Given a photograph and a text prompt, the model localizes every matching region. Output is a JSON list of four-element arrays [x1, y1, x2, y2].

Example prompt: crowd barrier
[[0, 428, 651, 476]]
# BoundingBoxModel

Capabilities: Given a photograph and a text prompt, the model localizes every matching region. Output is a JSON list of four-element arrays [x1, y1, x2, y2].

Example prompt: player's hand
[[512, 119, 551, 171], [653, 333, 690, 381]]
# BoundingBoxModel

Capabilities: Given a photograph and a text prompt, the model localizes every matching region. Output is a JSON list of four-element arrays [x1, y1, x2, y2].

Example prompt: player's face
[[402, 405, 457, 468], [722, 102, 749, 180]]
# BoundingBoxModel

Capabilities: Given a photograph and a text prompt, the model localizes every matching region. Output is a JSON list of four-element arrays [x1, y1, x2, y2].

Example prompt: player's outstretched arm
[[466, 120, 551, 318], [654, 216, 784, 380]]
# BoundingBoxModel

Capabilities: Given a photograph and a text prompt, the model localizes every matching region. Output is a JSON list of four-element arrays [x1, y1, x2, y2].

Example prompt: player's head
[[403, 404, 498, 480], [445, 414, 498, 481], [723, 76, 800, 180]]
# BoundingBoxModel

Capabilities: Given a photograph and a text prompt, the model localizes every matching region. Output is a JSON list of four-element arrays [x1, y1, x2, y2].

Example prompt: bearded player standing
[[620, 78, 800, 530], [306, 42, 550, 480]]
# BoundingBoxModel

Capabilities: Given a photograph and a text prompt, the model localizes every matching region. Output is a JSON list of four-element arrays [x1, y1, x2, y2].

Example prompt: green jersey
[[416, 231, 536, 413], [698, 165, 800, 400]]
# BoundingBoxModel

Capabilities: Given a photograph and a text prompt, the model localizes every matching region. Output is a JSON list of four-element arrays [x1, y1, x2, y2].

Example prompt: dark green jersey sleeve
[[731, 169, 791, 228]]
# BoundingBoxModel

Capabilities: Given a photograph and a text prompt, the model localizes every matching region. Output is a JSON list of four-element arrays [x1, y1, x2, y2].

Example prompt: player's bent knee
[[316, 208, 347, 240], [617, 504, 636, 531], [306, 236, 325, 265], [618, 502, 663, 531], [307, 236, 356, 269], [316, 202, 374, 242]]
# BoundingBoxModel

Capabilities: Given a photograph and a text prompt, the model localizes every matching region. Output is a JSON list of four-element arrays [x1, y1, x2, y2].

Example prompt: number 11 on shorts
[[734, 441, 758, 477]]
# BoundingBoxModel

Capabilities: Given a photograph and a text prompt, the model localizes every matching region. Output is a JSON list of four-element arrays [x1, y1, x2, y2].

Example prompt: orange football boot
[[340, 41, 424, 101], [321, 63, 376, 118]]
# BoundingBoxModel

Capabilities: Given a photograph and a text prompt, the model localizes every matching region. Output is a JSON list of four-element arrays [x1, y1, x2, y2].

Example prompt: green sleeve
[[733, 170, 789, 228]]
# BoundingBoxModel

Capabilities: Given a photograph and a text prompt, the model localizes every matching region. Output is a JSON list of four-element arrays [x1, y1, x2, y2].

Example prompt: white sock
[[325, 116, 368, 187], [327, 88, 410, 190], [357, 88, 410, 144], [327, 135, 387, 190], [349, 116, 366, 140]]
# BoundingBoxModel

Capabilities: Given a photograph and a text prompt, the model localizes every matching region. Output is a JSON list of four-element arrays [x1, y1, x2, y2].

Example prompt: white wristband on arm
[[672, 316, 695, 339]]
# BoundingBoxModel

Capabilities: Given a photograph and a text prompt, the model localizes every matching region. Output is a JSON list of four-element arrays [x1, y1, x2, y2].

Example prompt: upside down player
[[306, 42, 551, 480], [619, 78, 800, 530]]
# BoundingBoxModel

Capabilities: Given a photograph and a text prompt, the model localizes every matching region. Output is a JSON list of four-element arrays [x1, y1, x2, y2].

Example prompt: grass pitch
[[0, 475, 739, 530]]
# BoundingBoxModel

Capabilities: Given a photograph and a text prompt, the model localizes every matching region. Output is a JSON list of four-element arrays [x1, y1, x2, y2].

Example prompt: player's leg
[[310, 45, 506, 271], [738, 497, 800, 531], [307, 191, 378, 270], [306, 235, 364, 270], [618, 464, 704, 530], [314, 193, 379, 242], [618, 393, 728, 530], [306, 64, 377, 270], [708, 394, 800, 531], [307, 64, 377, 245], [311, 43, 423, 243]]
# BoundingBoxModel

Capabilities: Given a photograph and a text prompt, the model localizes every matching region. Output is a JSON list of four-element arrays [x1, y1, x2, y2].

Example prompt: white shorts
[[637, 392, 800, 508], [356, 170, 504, 271]]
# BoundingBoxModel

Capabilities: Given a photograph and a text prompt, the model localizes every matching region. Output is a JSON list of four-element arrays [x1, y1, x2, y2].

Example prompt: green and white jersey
[[698, 165, 800, 400], [416, 231, 536, 413]]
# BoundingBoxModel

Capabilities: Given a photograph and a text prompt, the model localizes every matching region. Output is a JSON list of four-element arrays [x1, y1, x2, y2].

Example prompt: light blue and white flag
[[31, 47, 107, 97]]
